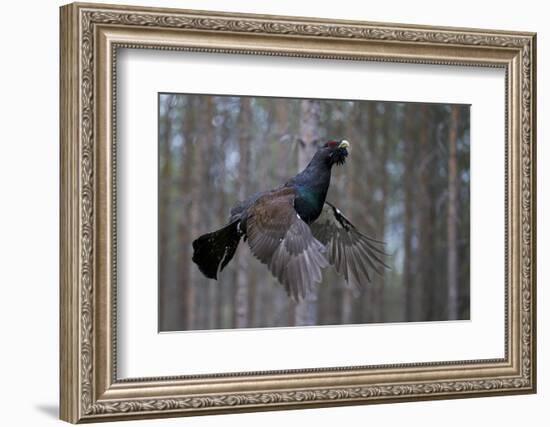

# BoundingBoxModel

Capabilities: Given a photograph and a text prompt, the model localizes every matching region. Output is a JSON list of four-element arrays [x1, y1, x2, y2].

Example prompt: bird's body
[[192, 139, 388, 300], [289, 171, 331, 224]]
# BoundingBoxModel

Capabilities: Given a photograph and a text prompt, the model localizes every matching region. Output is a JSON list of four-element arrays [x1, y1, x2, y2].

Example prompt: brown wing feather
[[310, 202, 389, 289], [246, 187, 328, 301]]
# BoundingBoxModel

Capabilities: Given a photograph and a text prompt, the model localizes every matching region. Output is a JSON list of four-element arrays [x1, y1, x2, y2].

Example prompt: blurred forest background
[[158, 93, 470, 332]]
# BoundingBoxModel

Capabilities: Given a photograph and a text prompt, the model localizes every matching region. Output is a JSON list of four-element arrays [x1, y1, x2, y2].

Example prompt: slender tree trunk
[[186, 97, 203, 330], [234, 98, 252, 328], [447, 106, 460, 320], [347, 103, 366, 324], [173, 98, 194, 330], [213, 99, 230, 329], [248, 267, 257, 327], [202, 98, 219, 330], [294, 99, 320, 326], [403, 104, 415, 322], [340, 287, 353, 324], [275, 99, 290, 181], [336, 104, 353, 324], [418, 105, 435, 321], [159, 97, 173, 330], [375, 105, 391, 322], [275, 100, 290, 326], [362, 102, 377, 323]]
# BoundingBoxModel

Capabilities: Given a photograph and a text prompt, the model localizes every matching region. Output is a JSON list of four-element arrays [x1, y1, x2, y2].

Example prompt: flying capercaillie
[[192, 139, 388, 301]]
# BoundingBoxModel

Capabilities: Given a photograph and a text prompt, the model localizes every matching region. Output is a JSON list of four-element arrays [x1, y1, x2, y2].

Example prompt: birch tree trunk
[[447, 105, 460, 319], [294, 99, 321, 326]]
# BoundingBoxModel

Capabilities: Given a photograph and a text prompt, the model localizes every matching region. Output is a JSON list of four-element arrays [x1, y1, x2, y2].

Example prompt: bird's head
[[320, 139, 350, 166]]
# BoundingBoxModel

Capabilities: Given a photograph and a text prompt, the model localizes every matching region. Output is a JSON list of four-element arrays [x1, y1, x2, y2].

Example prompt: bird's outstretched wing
[[310, 202, 389, 289], [245, 187, 329, 301]]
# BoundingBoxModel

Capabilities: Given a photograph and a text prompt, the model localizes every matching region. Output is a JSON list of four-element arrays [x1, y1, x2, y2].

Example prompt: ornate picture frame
[[60, 2, 536, 423]]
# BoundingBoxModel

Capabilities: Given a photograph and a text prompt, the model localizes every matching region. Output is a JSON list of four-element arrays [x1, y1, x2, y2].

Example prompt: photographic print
[[158, 94, 470, 332]]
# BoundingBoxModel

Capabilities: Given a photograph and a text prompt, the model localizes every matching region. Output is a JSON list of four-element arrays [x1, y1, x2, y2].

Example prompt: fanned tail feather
[[192, 221, 242, 280]]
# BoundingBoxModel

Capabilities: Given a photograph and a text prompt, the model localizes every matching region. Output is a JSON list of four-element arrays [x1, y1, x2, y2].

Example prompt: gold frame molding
[[60, 2, 537, 423]]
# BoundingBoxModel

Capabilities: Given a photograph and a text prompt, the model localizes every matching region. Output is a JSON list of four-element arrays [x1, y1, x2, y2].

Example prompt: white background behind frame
[[116, 48, 505, 378]]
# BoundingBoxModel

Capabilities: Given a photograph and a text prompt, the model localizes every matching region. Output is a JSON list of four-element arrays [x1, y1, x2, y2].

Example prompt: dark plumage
[[192, 139, 388, 301]]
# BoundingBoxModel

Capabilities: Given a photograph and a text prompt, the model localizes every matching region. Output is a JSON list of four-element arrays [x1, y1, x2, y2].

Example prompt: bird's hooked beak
[[329, 139, 350, 166], [338, 140, 350, 149]]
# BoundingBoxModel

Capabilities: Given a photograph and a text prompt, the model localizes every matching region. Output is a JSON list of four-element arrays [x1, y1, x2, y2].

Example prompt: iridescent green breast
[[294, 185, 327, 224]]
